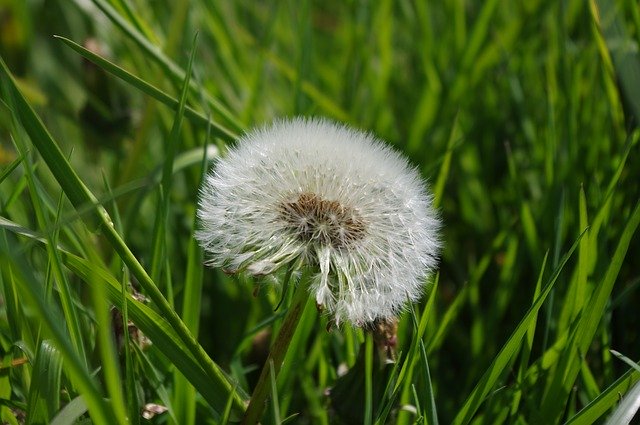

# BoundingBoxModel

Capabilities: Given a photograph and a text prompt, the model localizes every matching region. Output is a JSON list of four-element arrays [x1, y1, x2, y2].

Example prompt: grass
[[0, 0, 639, 424]]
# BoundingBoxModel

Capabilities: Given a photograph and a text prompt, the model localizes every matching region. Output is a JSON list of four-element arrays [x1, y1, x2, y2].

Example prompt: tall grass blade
[[150, 33, 197, 283], [0, 57, 245, 416], [49, 396, 88, 425], [539, 202, 640, 421], [604, 380, 640, 425], [0, 232, 117, 424], [87, 248, 128, 424], [25, 341, 62, 425], [172, 67, 210, 425], [452, 229, 586, 425], [86, 0, 243, 132], [611, 350, 640, 373], [54, 36, 237, 141]]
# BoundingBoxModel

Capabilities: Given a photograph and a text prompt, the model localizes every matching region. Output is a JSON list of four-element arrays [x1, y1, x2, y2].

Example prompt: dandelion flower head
[[196, 117, 440, 326]]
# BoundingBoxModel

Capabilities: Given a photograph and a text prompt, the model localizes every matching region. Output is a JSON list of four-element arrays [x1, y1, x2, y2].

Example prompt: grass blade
[[54, 35, 237, 141], [0, 56, 245, 416], [604, 381, 640, 425], [611, 350, 640, 373], [578, 202, 640, 354], [415, 313, 438, 425], [452, 229, 586, 425], [87, 0, 243, 132], [150, 32, 197, 283], [62, 251, 248, 416], [49, 396, 88, 425], [87, 248, 128, 424], [566, 367, 640, 425], [0, 232, 118, 424], [539, 202, 640, 421], [432, 114, 460, 209], [25, 341, 62, 424], [171, 40, 208, 425], [510, 252, 548, 417]]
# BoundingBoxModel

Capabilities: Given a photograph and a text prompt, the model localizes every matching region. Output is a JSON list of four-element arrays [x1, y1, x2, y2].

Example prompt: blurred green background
[[1, 0, 639, 423]]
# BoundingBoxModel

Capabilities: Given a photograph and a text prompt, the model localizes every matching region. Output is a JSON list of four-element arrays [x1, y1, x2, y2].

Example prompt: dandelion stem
[[242, 272, 312, 424]]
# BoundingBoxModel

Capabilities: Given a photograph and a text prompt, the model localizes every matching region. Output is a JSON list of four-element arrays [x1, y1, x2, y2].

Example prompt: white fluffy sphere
[[196, 117, 441, 326]]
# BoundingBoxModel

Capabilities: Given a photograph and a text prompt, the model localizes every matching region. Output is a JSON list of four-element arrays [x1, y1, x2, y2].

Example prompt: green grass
[[1, 0, 639, 424]]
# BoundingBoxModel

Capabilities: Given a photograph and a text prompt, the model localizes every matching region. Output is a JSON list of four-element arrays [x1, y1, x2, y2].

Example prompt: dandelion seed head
[[196, 117, 441, 326]]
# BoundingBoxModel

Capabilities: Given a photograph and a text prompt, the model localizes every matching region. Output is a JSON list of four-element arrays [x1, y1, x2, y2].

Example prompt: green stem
[[364, 332, 373, 425], [242, 274, 312, 424]]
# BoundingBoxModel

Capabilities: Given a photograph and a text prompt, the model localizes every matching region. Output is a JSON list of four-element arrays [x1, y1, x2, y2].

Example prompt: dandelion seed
[[196, 117, 441, 326]]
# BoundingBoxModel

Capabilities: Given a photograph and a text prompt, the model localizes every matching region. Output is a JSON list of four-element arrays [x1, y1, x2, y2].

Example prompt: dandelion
[[197, 117, 441, 326]]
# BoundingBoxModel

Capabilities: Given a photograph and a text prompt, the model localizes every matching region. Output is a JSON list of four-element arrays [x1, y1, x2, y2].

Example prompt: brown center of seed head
[[278, 192, 366, 248]]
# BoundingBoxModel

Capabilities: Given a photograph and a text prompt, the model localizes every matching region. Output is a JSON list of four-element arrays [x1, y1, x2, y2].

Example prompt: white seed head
[[196, 117, 441, 326]]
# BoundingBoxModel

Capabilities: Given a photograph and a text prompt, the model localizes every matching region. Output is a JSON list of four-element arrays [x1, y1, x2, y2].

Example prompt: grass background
[[1, 0, 639, 424]]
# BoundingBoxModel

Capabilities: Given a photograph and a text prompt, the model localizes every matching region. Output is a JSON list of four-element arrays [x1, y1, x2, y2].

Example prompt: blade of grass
[[588, 133, 637, 274], [0, 222, 26, 345], [109, 0, 157, 43], [536, 310, 584, 423], [611, 351, 640, 373], [0, 57, 245, 416], [411, 384, 423, 422], [3, 165, 29, 212], [221, 384, 240, 425], [0, 151, 24, 185], [25, 340, 62, 425], [427, 229, 508, 355], [49, 396, 88, 425], [544, 189, 566, 353], [396, 275, 439, 425], [86, 0, 243, 132], [432, 114, 460, 209], [172, 104, 210, 425], [373, 350, 402, 425], [276, 285, 318, 416], [300, 352, 329, 425], [510, 252, 548, 417], [269, 359, 282, 425], [0, 232, 118, 424], [120, 263, 140, 425], [539, 202, 640, 421], [150, 32, 197, 283], [452, 228, 586, 425], [54, 36, 237, 142], [557, 187, 590, 335], [577, 200, 640, 353], [242, 273, 313, 424], [9, 112, 88, 372], [520, 202, 540, 262], [592, 0, 640, 125], [87, 246, 128, 424], [411, 304, 438, 425], [130, 342, 178, 423], [604, 380, 640, 425], [61, 250, 248, 416], [102, 172, 140, 425], [565, 368, 640, 425], [580, 361, 601, 402], [575, 185, 590, 315]]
